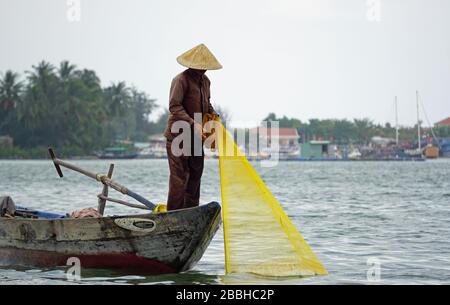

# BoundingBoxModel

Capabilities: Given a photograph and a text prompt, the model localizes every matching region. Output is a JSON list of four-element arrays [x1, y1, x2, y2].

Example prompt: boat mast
[[416, 90, 421, 151], [395, 96, 399, 145]]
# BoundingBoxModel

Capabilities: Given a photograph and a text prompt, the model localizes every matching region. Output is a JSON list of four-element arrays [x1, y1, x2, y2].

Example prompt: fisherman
[[164, 44, 222, 211]]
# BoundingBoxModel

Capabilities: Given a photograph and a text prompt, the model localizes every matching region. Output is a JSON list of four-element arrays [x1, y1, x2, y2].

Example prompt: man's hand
[[194, 122, 203, 139], [211, 112, 220, 122]]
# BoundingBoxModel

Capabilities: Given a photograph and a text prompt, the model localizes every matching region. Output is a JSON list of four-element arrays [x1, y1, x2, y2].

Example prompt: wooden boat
[[97, 146, 138, 159], [424, 145, 439, 159], [0, 202, 221, 274]]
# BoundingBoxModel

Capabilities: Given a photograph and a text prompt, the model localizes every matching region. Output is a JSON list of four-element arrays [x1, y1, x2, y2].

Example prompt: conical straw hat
[[176, 44, 222, 70]]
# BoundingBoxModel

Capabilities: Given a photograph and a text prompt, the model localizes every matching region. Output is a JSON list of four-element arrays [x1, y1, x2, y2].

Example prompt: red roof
[[250, 127, 299, 138], [436, 117, 450, 126]]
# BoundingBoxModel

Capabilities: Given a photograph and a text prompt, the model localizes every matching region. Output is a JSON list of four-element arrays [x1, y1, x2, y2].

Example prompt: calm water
[[1, 159, 450, 284]]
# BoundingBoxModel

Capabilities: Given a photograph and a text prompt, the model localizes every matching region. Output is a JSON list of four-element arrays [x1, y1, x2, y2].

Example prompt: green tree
[[104, 82, 130, 117], [128, 87, 157, 141], [103, 82, 131, 140], [148, 109, 169, 135], [65, 68, 108, 151], [0, 70, 22, 135], [1, 60, 159, 158], [16, 61, 60, 147], [262, 112, 277, 122], [332, 119, 356, 144], [58, 60, 77, 82], [353, 118, 374, 144]]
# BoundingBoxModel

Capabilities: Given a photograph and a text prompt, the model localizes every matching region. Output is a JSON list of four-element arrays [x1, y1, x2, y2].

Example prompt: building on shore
[[249, 127, 300, 160], [433, 117, 450, 158], [435, 117, 450, 127], [138, 134, 167, 159], [300, 140, 331, 159]]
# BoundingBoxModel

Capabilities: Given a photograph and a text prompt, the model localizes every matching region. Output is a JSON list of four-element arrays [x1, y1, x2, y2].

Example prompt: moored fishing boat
[[97, 146, 138, 159], [0, 149, 222, 274], [0, 202, 221, 274]]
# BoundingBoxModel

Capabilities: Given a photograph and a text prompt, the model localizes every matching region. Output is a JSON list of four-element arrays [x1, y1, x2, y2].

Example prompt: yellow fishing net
[[211, 120, 327, 277]]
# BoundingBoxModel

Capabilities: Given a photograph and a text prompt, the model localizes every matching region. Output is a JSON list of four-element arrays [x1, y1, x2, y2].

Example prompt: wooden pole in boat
[[97, 195, 150, 210], [48, 148, 156, 210], [98, 164, 114, 215]]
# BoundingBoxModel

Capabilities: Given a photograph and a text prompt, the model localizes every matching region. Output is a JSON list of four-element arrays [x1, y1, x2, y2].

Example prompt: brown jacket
[[164, 69, 216, 140]]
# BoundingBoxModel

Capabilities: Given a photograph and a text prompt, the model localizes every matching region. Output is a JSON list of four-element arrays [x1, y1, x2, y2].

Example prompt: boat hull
[[97, 153, 138, 159], [0, 202, 221, 274]]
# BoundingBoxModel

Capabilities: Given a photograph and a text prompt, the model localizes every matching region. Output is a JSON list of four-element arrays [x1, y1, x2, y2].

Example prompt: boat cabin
[[300, 141, 330, 159]]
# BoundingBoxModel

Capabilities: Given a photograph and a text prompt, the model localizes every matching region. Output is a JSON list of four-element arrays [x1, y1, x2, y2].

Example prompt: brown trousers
[[166, 141, 204, 211]]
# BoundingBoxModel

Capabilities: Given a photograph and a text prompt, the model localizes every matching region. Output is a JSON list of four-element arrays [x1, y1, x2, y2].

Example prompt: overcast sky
[[1, 0, 449, 127]]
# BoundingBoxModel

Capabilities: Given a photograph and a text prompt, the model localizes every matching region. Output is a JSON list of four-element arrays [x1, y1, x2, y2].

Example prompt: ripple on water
[[1, 159, 450, 284]]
